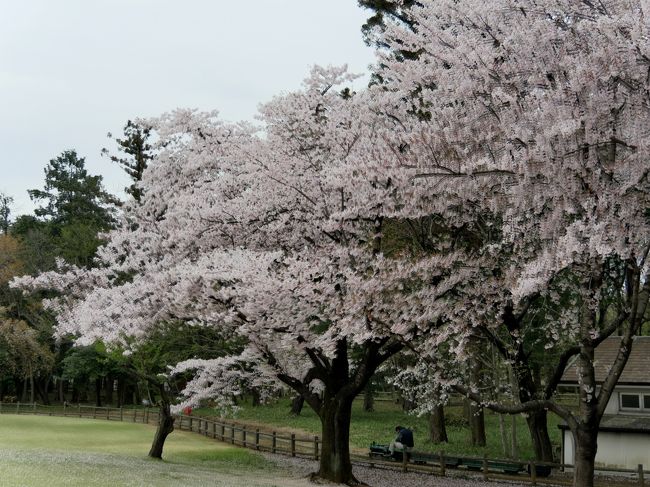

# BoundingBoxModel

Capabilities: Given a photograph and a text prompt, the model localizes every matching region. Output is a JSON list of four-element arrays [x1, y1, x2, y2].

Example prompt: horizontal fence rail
[[0, 402, 645, 486]]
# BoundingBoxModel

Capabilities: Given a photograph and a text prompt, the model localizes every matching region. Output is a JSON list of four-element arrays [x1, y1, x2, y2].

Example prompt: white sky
[[0, 0, 375, 217]]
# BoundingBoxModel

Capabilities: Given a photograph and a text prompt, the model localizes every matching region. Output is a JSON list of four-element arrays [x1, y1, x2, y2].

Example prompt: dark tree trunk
[[273, 326, 403, 484], [317, 395, 355, 484], [251, 388, 261, 407], [469, 401, 486, 447], [363, 383, 374, 412], [116, 378, 125, 407], [290, 394, 305, 416], [104, 377, 113, 405], [18, 378, 26, 402], [148, 399, 175, 459], [95, 378, 102, 407], [58, 379, 65, 403], [526, 409, 554, 461], [429, 404, 448, 443], [501, 305, 555, 463], [573, 425, 598, 487], [402, 397, 416, 412], [36, 377, 51, 405]]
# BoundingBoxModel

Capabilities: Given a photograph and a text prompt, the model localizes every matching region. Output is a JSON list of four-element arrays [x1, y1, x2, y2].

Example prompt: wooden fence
[[0, 402, 646, 486]]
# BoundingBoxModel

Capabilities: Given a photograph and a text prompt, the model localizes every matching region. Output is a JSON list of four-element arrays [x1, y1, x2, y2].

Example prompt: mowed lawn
[[0, 415, 312, 487]]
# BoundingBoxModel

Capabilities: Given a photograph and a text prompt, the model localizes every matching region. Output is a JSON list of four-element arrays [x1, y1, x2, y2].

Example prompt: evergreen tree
[[358, 1, 420, 58], [102, 120, 153, 202], [28, 150, 116, 229], [0, 193, 13, 235]]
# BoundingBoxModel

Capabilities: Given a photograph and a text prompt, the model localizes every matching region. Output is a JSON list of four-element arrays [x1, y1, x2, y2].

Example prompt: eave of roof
[[558, 415, 650, 434]]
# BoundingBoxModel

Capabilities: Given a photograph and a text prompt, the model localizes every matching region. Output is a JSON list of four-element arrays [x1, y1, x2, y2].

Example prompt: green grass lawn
[[197, 397, 563, 461], [0, 415, 312, 487]]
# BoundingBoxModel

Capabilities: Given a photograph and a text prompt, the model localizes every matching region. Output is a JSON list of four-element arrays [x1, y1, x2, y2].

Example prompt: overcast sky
[[0, 0, 376, 217]]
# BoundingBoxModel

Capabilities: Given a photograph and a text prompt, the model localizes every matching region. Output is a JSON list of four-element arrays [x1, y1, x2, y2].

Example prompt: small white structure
[[559, 336, 650, 470]]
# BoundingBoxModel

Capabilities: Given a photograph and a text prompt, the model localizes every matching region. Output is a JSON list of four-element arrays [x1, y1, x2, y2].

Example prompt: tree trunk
[[251, 388, 261, 407], [572, 425, 598, 487], [290, 394, 304, 416], [36, 377, 50, 405], [29, 372, 35, 404], [469, 401, 486, 447], [363, 383, 374, 412], [402, 397, 416, 412], [148, 400, 175, 459], [526, 409, 554, 462], [498, 414, 508, 456], [429, 404, 448, 443], [116, 378, 125, 407], [95, 378, 102, 407], [104, 377, 113, 405], [511, 413, 518, 458], [317, 395, 356, 485]]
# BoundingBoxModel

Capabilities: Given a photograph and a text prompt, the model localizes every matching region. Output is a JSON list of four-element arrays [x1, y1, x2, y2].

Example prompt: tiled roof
[[558, 414, 650, 433], [560, 336, 650, 386]]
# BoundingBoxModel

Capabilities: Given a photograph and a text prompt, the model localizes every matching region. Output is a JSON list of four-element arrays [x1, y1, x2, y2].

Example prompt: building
[[558, 336, 650, 469]]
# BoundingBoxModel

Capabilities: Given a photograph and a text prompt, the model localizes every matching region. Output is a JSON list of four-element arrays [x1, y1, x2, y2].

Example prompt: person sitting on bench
[[389, 425, 414, 456]]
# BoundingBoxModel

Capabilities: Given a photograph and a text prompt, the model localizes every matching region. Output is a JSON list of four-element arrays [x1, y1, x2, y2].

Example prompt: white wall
[[562, 430, 650, 469]]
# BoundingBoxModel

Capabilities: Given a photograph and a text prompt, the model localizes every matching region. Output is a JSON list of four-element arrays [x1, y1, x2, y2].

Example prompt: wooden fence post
[[144, 408, 149, 424], [230, 425, 235, 445], [133, 408, 137, 422], [482, 454, 488, 480], [639, 464, 645, 487], [93, 407, 96, 419], [78, 404, 81, 417], [255, 429, 260, 450], [62, 402, 66, 416], [314, 436, 319, 460], [212, 422, 217, 439], [119, 407, 123, 422], [272, 432, 277, 454], [106, 408, 110, 420], [439, 450, 445, 476], [529, 461, 537, 486], [242, 426, 247, 447], [220, 423, 225, 441], [402, 449, 408, 473], [291, 434, 296, 457]]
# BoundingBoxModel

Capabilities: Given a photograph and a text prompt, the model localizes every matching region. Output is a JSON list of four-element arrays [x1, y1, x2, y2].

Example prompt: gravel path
[[263, 453, 531, 487]]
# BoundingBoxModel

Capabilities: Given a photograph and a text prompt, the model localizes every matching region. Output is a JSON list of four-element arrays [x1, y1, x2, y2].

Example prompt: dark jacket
[[396, 427, 414, 447]]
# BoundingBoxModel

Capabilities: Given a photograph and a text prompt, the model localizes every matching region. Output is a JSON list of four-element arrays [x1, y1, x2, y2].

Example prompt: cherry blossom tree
[[368, 1, 650, 485], [14, 68, 428, 484]]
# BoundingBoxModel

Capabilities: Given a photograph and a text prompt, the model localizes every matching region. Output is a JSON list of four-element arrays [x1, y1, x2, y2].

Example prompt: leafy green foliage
[[102, 120, 153, 202], [28, 150, 116, 229], [0, 192, 13, 235]]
